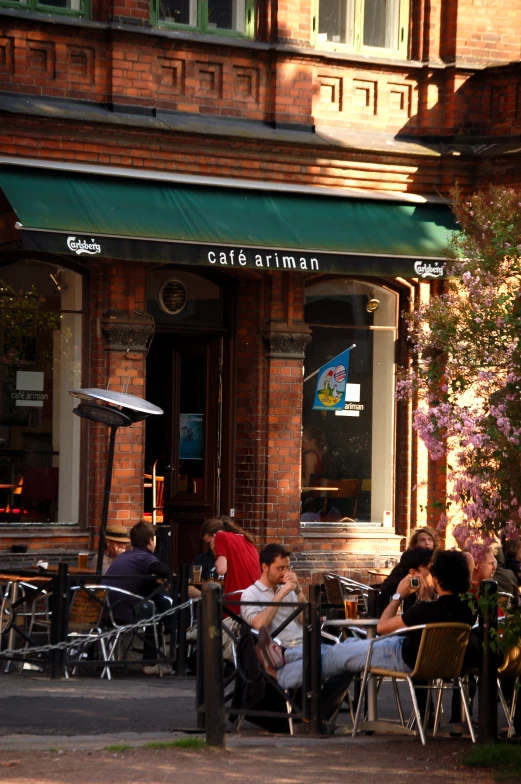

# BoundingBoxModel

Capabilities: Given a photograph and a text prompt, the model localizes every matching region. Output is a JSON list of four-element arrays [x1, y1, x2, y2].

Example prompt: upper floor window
[[0, 0, 88, 16], [315, 0, 408, 57], [153, 0, 255, 35]]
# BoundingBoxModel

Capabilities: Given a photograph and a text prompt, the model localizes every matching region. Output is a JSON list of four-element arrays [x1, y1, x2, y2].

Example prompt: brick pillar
[[263, 330, 310, 546], [88, 260, 152, 547]]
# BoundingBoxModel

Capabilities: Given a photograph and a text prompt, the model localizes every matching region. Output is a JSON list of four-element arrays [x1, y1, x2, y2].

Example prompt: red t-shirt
[[214, 530, 261, 600]]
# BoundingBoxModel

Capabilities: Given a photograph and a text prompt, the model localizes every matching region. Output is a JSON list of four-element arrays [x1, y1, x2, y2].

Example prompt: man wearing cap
[[90, 524, 130, 574]]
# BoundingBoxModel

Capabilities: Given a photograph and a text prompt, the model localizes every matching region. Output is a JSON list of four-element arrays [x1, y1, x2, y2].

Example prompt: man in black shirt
[[377, 549, 475, 669]]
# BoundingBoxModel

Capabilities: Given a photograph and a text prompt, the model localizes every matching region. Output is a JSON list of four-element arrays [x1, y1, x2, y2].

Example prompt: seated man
[[89, 524, 130, 574], [254, 549, 474, 691], [241, 543, 306, 652], [104, 519, 173, 674]]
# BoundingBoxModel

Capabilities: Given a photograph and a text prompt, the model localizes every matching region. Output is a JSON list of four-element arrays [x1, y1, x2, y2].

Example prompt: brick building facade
[[0, 0, 520, 580]]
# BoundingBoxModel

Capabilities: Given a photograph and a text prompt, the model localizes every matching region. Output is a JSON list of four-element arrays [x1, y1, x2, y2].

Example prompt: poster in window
[[180, 413, 204, 460]]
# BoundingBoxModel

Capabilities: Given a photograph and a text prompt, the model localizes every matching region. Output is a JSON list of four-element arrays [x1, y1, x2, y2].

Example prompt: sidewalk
[[0, 735, 494, 784]]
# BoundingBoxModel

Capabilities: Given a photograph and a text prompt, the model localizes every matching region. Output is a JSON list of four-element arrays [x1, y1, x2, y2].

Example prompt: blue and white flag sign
[[312, 349, 351, 411]]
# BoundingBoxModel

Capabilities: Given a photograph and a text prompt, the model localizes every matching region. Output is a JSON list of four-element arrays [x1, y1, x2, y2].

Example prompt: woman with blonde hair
[[201, 515, 260, 598]]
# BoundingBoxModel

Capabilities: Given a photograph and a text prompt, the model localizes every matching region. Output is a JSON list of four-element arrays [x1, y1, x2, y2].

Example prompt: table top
[[37, 565, 96, 575], [0, 573, 48, 583], [323, 617, 379, 627]]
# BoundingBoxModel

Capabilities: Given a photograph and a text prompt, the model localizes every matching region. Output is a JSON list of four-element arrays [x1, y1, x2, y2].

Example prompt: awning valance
[[0, 163, 457, 278]]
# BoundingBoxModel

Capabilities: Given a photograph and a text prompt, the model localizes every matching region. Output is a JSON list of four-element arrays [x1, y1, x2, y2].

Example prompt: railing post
[[202, 583, 225, 747], [478, 578, 498, 744], [176, 564, 189, 675], [304, 583, 322, 734], [50, 563, 69, 680], [195, 600, 205, 730]]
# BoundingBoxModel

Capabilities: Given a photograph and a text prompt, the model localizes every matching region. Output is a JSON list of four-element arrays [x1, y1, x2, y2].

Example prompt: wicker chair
[[352, 622, 474, 745], [498, 644, 521, 737]]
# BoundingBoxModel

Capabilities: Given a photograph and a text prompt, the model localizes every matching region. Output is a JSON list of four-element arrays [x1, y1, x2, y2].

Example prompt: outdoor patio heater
[[69, 388, 163, 574]]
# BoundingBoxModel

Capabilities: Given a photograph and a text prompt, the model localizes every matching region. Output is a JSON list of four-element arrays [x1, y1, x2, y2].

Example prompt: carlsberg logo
[[414, 261, 444, 278], [67, 237, 101, 255]]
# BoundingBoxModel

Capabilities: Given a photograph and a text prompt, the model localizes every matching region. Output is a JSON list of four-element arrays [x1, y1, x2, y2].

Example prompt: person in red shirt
[[201, 515, 261, 599]]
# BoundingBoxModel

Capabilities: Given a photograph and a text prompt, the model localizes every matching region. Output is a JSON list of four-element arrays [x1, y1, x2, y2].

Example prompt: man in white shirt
[[240, 543, 306, 650]]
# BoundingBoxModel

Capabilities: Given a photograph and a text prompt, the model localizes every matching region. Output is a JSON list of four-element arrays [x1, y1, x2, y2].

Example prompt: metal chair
[[352, 622, 474, 745], [66, 585, 111, 679], [498, 643, 521, 737]]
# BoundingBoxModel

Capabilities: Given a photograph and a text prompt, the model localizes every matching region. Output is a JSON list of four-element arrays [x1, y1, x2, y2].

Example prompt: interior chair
[[352, 622, 474, 745], [498, 643, 521, 737], [316, 479, 362, 519]]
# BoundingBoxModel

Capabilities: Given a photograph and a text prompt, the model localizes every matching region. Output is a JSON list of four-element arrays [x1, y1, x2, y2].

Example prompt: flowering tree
[[396, 187, 521, 557]]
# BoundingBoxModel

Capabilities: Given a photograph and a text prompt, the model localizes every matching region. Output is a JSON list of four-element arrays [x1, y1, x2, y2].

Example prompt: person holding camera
[[378, 546, 435, 615]]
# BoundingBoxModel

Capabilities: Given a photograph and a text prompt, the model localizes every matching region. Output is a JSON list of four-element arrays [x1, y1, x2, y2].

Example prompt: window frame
[[0, 0, 90, 17], [151, 0, 256, 38], [312, 0, 409, 59]]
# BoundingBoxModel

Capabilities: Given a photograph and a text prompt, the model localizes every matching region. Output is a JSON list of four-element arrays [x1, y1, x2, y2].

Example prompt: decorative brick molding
[[264, 331, 311, 359], [102, 312, 154, 353]]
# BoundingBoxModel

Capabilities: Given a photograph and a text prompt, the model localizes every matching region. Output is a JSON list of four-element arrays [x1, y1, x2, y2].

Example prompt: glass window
[[0, 0, 88, 15], [0, 261, 83, 525], [316, 0, 407, 56], [156, 0, 253, 34], [301, 279, 397, 527]]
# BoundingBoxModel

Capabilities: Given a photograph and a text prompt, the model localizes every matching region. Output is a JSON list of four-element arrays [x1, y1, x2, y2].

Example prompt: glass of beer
[[344, 595, 359, 620], [192, 565, 203, 583], [78, 552, 89, 570]]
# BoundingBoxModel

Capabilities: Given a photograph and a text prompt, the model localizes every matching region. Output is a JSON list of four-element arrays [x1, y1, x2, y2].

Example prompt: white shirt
[[240, 579, 303, 647]]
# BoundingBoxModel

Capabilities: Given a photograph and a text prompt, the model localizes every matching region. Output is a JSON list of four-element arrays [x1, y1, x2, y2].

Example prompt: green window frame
[[151, 0, 255, 37], [313, 0, 409, 59], [0, 0, 89, 16]]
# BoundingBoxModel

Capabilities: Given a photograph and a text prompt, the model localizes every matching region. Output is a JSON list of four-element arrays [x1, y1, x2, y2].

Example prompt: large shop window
[[154, 0, 255, 35], [0, 0, 89, 17], [0, 261, 83, 525], [315, 0, 409, 57], [301, 279, 397, 527]]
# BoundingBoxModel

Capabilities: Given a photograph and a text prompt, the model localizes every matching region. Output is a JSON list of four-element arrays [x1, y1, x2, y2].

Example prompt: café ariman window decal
[[301, 279, 397, 527], [0, 262, 83, 525]]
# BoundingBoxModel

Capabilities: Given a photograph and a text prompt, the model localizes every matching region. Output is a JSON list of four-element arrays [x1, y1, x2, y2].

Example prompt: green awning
[[0, 163, 457, 277]]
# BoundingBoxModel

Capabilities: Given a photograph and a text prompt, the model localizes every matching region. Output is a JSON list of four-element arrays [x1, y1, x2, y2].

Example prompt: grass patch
[[463, 744, 521, 780], [143, 738, 207, 751], [105, 744, 133, 752]]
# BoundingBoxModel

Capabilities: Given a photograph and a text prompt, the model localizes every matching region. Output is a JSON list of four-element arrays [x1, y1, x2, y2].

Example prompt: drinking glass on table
[[78, 552, 89, 569], [191, 565, 203, 583], [344, 594, 360, 620]]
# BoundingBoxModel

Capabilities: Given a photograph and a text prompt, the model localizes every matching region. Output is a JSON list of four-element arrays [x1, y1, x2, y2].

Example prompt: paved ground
[[0, 737, 496, 784], [0, 673, 503, 784]]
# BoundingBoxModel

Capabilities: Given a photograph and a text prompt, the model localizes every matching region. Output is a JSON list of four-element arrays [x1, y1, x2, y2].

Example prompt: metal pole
[[308, 583, 323, 734], [195, 600, 205, 730], [176, 564, 190, 675], [202, 583, 225, 747], [96, 425, 118, 575], [478, 578, 498, 744], [50, 563, 69, 680]]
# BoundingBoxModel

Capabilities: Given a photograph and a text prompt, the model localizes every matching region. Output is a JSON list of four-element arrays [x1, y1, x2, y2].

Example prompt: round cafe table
[[322, 617, 416, 737]]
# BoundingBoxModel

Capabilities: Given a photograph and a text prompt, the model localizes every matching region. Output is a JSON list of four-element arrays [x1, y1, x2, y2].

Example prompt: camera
[[410, 577, 420, 588]]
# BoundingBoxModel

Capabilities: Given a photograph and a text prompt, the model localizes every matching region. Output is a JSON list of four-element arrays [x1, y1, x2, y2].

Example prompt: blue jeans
[[277, 636, 410, 690]]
